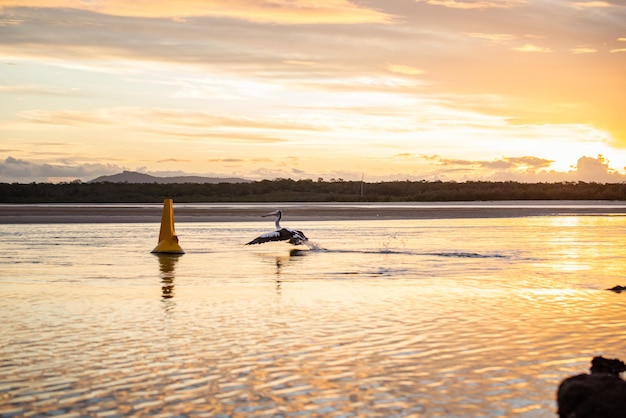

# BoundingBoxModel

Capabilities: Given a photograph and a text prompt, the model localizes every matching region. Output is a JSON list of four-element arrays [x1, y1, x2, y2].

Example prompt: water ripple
[[2, 218, 626, 416]]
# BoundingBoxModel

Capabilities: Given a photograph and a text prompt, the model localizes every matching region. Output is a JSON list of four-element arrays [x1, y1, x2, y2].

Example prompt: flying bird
[[246, 210, 308, 246]]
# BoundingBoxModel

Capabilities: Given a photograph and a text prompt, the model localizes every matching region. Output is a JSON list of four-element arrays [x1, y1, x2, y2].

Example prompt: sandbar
[[1, 201, 625, 224]]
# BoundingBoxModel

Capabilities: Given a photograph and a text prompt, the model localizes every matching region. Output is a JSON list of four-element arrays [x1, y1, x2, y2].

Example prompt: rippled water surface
[[2, 211, 626, 417]]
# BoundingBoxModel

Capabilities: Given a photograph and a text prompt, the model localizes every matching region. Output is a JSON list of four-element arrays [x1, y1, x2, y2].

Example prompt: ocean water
[[1, 209, 626, 417]]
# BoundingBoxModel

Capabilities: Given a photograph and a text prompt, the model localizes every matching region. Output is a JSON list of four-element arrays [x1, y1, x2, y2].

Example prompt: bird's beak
[[261, 211, 278, 217]]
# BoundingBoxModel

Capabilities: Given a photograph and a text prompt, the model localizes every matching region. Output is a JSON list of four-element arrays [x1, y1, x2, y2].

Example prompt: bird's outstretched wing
[[246, 229, 292, 245], [287, 229, 308, 245]]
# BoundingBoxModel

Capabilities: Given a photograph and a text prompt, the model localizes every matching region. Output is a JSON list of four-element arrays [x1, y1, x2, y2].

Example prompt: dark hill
[[89, 171, 248, 184]]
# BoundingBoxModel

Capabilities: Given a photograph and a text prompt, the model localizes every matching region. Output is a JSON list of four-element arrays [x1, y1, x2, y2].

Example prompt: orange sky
[[1, 0, 625, 183]]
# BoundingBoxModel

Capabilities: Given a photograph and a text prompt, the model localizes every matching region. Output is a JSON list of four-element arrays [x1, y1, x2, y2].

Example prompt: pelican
[[246, 210, 308, 245]]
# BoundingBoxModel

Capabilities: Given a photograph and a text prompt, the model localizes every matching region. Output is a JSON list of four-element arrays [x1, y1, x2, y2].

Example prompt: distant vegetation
[[1, 179, 625, 203]]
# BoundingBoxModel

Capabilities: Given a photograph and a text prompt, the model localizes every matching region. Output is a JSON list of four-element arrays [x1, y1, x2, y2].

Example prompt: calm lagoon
[[1, 203, 625, 417]]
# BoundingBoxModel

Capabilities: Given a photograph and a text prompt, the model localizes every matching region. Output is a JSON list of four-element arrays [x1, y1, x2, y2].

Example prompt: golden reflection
[[543, 216, 591, 273], [254, 249, 307, 291], [155, 253, 181, 302], [548, 216, 581, 228]]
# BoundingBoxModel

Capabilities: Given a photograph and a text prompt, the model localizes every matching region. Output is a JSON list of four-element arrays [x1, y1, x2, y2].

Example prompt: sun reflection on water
[[1, 215, 626, 417]]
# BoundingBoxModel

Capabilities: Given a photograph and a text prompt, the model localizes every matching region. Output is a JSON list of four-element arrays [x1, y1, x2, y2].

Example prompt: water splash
[[304, 240, 326, 251]]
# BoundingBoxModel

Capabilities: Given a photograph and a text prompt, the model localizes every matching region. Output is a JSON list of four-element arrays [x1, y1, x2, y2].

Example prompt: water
[[1, 209, 626, 417]]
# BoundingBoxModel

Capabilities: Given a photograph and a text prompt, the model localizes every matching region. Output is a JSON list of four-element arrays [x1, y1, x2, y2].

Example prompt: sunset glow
[[1, 0, 625, 183]]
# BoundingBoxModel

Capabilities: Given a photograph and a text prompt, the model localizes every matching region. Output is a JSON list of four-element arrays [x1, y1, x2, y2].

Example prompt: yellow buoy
[[151, 199, 184, 254]]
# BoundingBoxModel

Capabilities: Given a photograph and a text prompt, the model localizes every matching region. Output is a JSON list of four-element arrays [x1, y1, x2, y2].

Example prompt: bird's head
[[262, 209, 281, 218]]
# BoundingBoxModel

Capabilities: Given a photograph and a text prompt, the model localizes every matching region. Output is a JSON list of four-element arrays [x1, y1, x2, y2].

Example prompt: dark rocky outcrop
[[606, 285, 625, 293], [557, 357, 626, 418]]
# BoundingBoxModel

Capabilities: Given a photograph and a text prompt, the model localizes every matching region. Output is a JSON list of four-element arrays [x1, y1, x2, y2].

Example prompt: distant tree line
[[1, 179, 625, 203]]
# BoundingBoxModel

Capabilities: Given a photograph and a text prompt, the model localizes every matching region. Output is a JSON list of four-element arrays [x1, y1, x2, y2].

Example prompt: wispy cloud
[[570, 47, 598, 54], [17, 109, 111, 126], [1, 1, 625, 182], [0, 1, 394, 24], [0, 84, 76, 95], [157, 158, 191, 163], [386, 64, 425, 76], [512, 43, 552, 53], [612, 37, 626, 53], [570, 1, 614, 8], [464, 32, 517, 43], [17, 108, 327, 133], [428, 155, 553, 170], [207, 157, 273, 163], [423, 0, 526, 10]]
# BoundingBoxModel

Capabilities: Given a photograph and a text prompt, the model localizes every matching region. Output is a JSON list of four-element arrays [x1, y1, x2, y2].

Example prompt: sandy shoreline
[[1, 201, 625, 224]]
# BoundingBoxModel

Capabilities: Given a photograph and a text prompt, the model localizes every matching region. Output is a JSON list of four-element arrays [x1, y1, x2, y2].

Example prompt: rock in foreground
[[557, 356, 626, 418]]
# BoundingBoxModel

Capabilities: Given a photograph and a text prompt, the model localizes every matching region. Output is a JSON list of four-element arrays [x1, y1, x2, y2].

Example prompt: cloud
[[389, 154, 559, 181], [393, 153, 416, 159], [430, 155, 553, 170], [386, 64, 425, 76], [0, 1, 394, 24], [0, 14, 22, 26], [1, 1, 626, 179], [422, 0, 527, 9], [575, 155, 623, 182], [206, 157, 272, 163], [2, 154, 625, 183], [0, 84, 74, 95], [0, 156, 124, 182], [15, 108, 324, 143], [157, 158, 191, 163], [17, 109, 111, 126], [511, 43, 552, 53], [503, 156, 554, 169], [283, 60, 316, 66], [0, 155, 251, 182], [570, 1, 614, 8], [207, 158, 246, 163], [570, 47, 598, 54], [464, 32, 518, 43], [423, 154, 625, 182]]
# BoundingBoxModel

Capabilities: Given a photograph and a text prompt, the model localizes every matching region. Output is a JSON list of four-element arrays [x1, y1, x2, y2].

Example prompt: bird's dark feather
[[246, 228, 307, 245]]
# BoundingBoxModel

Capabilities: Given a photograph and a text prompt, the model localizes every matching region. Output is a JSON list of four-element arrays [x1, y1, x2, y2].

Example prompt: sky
[[1, 0, 625, 184]]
